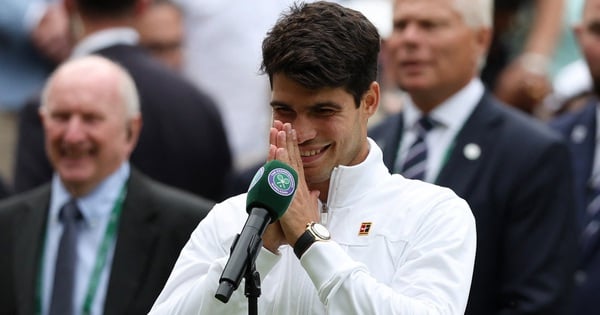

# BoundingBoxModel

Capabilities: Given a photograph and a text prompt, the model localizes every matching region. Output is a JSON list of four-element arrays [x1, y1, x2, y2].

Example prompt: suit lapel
[[435, 94, 498, 197], [370, 113, 404, 172], [572, 102, 600, 263], [104, 171, 159, 314], [14, 186, 51, 314]]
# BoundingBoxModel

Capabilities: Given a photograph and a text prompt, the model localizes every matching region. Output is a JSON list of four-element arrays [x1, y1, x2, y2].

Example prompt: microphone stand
[[244, 253, 261, 315]]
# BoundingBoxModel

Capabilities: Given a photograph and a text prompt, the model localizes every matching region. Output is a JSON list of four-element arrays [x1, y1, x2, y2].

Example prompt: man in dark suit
[[14, 0, 232, 202], [369, 0, 577, 314], [550, 0, 600, 313], [0, 55, 213, 315]]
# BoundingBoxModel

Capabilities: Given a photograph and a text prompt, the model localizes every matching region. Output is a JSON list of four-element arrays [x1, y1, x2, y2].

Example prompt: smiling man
[[370, 0, 578, 314], [149, 2, 476, 314], [0, 55, 213, 315]]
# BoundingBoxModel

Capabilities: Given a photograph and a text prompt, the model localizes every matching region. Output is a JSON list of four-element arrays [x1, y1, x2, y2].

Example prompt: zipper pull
[[320, 204, 328, 225]]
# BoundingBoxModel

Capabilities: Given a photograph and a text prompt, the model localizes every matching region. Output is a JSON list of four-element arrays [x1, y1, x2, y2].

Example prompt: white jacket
[[150, 139, 476, 314]]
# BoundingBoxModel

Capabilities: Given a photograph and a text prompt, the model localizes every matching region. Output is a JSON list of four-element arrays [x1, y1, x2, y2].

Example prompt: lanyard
[[82, 184, 127, 314], [36, 183, 128, 315]]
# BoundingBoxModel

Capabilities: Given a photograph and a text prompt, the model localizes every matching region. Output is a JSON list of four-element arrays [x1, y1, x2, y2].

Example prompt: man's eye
[[274, 107, 294, 115], [51, 113, 70, 121], [314, 108, 336, 116]]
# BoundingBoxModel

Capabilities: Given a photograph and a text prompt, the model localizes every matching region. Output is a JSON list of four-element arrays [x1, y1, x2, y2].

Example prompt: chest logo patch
[[358, 222, 372, 236]]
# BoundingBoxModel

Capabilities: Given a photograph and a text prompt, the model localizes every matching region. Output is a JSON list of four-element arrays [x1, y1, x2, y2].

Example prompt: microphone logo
[[268, 168, 296, 196], [248, 166, 265, 191]]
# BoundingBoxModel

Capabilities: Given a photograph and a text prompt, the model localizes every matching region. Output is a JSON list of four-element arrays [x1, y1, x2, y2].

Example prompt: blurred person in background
[[14, 0, 233, 202], [484, 0, 565, 114], [172, 0, 300, 172], [550, 0, 600, 313], [0, 55, 213, 315], [370, 0, 577, 313], [134, 0, 184, 71], [0, 0, 71, 192]]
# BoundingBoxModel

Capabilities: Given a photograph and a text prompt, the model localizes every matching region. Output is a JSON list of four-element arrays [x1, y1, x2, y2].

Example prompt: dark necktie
[[49, 199, 82, 315], [400, 116, 435, 180]]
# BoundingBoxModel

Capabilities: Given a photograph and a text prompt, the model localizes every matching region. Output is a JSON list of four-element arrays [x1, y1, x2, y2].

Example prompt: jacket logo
[[358, 222, 372, 236]]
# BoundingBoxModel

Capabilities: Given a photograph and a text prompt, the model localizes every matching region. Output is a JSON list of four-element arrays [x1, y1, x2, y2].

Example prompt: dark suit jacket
[[0, 168, 213, 315], [369, 92, 578, 315], [14, 44, 232, 202], [550, 98, 600, 315], [0, 175, 10, 200]]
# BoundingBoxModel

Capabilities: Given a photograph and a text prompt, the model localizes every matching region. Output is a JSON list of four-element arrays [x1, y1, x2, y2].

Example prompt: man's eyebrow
[[270, 101, 290, 108], [270, 101, 344, 110]]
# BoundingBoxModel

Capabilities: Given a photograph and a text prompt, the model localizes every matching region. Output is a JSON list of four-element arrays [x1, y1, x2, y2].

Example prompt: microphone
[[215, 160, 298, 303]]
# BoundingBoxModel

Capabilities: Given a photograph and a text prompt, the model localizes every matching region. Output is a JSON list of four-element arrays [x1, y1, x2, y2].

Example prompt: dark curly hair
[[261, 1, 381, 107], [75, 0, 137, 17]]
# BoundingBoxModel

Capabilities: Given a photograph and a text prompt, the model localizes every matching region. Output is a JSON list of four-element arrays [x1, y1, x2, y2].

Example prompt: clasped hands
[[261, 121, 321, 254]]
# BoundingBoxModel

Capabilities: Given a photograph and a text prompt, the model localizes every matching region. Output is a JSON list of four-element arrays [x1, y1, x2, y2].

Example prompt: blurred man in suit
[[0, 55, 213, 315], [369, 0, 578, 314], [14, 0, 232, 202], [550, 0, 600, 313]]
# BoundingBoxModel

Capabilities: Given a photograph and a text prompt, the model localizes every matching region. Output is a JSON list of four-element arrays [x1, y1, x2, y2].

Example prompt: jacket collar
[[326, 138, 390, 209]]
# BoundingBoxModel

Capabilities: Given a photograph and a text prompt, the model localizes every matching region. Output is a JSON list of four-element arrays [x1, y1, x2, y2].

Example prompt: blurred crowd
[[0, 0, 589, 200]]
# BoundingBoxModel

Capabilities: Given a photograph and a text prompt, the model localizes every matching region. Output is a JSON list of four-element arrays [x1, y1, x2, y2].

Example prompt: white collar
[[70, 27, 139, 58], [326, 138, 390, 208], [403, 78, 484, 133]]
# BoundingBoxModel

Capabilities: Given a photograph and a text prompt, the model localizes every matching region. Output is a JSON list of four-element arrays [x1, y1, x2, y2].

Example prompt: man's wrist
[[293, 222, 331, 259]]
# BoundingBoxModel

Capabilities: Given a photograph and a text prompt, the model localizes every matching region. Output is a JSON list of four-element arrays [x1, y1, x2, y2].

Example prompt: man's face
[[386, 0, 488, 108], [41, 69, 136, 194], [577, 0, 600, 94], [136, 3, 184, 71], [270, 74, 377, 188]]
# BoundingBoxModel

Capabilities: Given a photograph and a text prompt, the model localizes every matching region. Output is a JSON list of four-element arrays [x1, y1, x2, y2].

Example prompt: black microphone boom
[[214, 207, 271, 302], [215, 160, 298, 303]]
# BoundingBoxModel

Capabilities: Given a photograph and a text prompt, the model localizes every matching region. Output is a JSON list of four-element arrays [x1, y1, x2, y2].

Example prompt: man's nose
[[63, 117, 85, 142], [293, 115, 317, 144]]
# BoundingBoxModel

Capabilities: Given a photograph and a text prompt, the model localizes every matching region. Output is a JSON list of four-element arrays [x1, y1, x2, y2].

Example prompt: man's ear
[[362, 81, 380, 117], [126, 115, 143, 147]]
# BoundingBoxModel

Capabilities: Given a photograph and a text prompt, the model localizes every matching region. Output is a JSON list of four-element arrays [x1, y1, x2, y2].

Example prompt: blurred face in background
[[576, 0, 600, 95], [40, 58, 141, 196], [136, 1, 184, 71], [386, 0, 490, 111]]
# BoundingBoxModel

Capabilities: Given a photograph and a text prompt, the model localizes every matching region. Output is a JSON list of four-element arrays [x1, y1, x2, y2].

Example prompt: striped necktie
[[400, 116, 435, 180], [49, 199, 83, 315]]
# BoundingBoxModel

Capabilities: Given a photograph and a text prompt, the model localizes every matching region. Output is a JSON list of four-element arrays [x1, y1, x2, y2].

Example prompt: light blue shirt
[[41, 162, 130, 315]]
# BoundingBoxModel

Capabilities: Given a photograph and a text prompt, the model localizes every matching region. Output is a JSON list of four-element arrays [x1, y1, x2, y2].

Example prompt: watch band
[[294, 229, 317, 259]]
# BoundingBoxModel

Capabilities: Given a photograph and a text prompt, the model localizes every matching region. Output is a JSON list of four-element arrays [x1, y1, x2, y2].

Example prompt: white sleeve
[[149, 197, 281, 315], [301, 196, 476, 314]]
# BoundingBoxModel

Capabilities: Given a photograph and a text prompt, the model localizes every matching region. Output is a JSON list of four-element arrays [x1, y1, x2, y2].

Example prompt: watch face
[[312, 223, 331, 240]]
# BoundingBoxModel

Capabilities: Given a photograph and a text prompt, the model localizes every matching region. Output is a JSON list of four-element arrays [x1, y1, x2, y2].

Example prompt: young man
[[0, 55, 213, 314], [370, 0, 577, 313], [149, 2, 476, 314]]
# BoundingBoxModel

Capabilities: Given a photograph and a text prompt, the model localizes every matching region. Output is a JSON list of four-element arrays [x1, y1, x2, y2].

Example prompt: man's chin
[[57, 167, 93, 185]]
